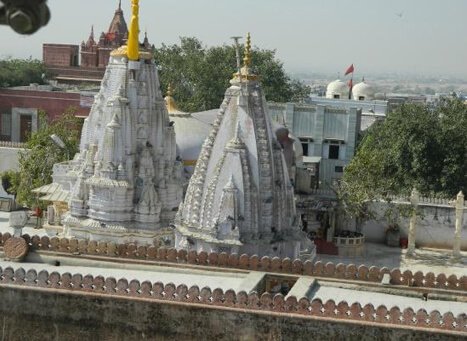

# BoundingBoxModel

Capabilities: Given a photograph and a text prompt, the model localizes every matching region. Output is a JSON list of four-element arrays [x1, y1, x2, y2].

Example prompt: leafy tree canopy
[[0, 57, 47, 88], [154, 37, 310, 112], [339, 98, 467, 219], [10, 109, 80, 208]]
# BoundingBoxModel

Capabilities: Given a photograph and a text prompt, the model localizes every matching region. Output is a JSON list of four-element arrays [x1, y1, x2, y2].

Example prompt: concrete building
[[380, 93, 427, 112], [265, 79, 388, 190], [268, 102, 362, 190], [174, 34, 314, 260], [0, 85, 90, 143]]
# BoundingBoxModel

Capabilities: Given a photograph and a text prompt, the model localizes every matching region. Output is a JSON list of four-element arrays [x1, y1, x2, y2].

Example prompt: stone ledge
[[0, 266, 465, 335], [0, 232, 465, 293]]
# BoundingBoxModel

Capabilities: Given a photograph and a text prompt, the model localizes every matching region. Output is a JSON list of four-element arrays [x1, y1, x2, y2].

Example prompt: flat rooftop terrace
[[0, 211, 465, 318]]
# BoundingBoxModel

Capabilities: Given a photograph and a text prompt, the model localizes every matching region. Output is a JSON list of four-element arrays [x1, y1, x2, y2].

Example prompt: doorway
[[20, 115, 32, 142]]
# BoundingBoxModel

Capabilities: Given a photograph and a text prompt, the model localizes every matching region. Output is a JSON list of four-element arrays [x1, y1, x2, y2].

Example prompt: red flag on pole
[[344, 64, 354, 76], [347, 79, 353, 89]]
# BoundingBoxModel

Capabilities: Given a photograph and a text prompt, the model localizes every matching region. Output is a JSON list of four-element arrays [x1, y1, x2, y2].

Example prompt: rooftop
[[0, 211, 465, 319]]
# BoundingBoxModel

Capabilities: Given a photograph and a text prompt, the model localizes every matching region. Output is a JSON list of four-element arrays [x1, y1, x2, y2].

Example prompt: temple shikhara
[[174, 34, 314, 259], [52, 0, 182, 243], [80, 1, 128, 68]]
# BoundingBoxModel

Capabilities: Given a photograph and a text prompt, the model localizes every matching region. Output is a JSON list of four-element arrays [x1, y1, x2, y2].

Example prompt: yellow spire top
[[110, 0, 151, 60], [231, 32, 257, 82], [167, 83, 173, 97], [165, 83, 179, 113], [127, 0, 140, 61], [243, 32, 252, 68]]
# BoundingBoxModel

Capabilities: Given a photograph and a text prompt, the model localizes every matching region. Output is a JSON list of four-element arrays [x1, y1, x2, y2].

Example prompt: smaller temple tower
[[80, 1, 129, 68], [174, 34, 314, 260]]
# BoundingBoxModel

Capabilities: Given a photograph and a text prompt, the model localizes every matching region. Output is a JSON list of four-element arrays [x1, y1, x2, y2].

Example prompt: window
[[299, 137, 313, 156], [335, 166, 344, 173], [0, 112, 12, 140], [358, 96, 365, 101], [333, 94, 340, 99], [310, 175, 318, 189], [329, 145, 340, 159]]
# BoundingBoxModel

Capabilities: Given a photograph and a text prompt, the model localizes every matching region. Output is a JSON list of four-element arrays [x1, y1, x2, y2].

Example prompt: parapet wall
[[387, 194, 465, 208], [0, 265, 465, 337], [362, 199, 467, 249], [1, 232, 465, 293], [0, 286, 460, 341], [0, 146, 24, 173]]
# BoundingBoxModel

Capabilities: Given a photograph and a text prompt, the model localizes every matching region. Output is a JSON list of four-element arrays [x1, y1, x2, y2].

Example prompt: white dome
[[165, 93, 215, 177], [170, 109, 216, 164], [352, 81, 375, 100], [326, 79, 349, 99]]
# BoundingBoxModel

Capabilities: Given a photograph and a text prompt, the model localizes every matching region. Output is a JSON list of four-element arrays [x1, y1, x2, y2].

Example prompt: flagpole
[[344, 63, 354, 100]]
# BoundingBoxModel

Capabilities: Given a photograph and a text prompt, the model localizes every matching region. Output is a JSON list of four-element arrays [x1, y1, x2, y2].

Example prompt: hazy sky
[[1, 0, 467, 77]]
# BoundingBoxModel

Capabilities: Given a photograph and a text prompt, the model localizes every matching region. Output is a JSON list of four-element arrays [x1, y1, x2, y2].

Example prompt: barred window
[[0, 112, 12, 137]]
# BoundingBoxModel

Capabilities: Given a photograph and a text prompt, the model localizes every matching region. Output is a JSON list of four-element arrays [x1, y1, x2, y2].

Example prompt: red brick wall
[[98, 48, 113, 68], [46, 66, 105, 81], [43, 44, 79, 67], [0, 89, 90, 121], [81, 50, 98, 68]]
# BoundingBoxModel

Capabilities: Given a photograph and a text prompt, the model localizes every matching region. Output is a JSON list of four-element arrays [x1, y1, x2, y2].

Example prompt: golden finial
[[127, 0, 140, 61], [243, 32, 251, 68], [230, 32, 257, 82], [111, 0, 152, 59], [165, 83, 178, 113]]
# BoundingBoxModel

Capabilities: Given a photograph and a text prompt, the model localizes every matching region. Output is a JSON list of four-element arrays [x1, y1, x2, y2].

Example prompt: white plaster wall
[[361, 203, 467, 250], [0, 147, 23, 172]]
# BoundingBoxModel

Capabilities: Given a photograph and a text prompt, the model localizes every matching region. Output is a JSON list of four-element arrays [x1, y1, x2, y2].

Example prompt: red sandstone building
[[43, 1, 128, 84], [0, 86, 91, 142]]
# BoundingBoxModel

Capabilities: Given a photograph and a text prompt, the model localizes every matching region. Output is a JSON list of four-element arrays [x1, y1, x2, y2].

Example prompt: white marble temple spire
[[175, 33, 313, 259], [56, 1, 183, 243]]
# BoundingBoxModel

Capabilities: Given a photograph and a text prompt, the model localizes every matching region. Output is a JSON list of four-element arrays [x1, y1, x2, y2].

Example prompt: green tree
[[0, 170, 20, 195], [338, 98, 467, 223], [12, 108, 80, 208], [0, 58, 48, 88], [154, 37, 310, 112]]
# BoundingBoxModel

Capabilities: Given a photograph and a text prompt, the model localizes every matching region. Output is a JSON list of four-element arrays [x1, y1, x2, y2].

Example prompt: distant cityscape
[[292, 71, 467, 97]]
